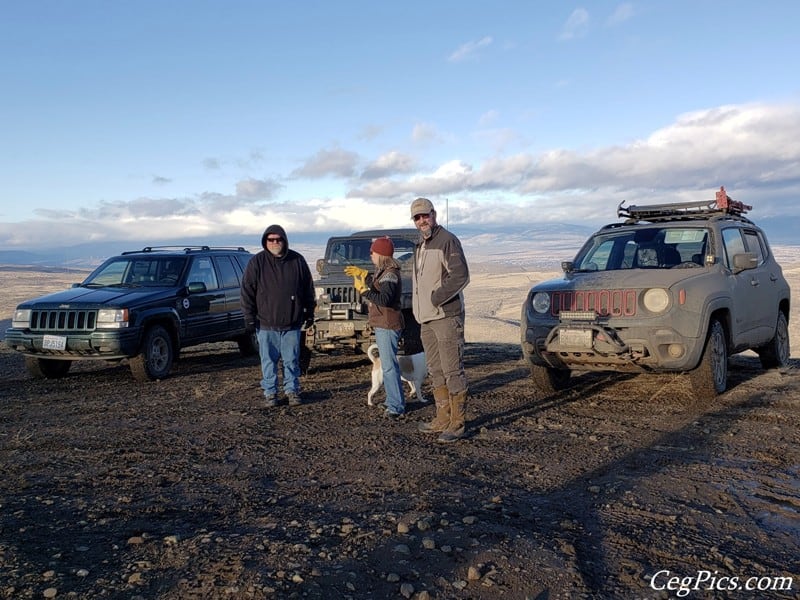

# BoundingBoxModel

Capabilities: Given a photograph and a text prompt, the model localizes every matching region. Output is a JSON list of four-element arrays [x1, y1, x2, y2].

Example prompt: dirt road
[[1, 341, 798, 599]]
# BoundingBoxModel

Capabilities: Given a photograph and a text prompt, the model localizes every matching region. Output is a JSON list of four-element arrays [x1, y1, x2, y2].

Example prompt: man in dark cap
[[410, 197, 470, 442], [240, 224, 316, 407]]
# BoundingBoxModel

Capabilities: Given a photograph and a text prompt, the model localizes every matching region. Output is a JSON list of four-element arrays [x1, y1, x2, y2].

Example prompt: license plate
[[42, 334, 67, 351], [327, 321, 355, 336], [559, 328, 592, 348]]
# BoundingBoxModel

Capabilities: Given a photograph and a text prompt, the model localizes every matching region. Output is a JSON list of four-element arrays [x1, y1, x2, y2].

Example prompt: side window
[[235, 253, 253, 273], [187, 257, 219, 290], [721, 228, 746, 270], [214, 256, 240, 289], [743, 230, 765, 266]]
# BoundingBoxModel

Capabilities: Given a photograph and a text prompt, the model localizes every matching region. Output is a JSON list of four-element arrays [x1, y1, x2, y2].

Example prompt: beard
[[268, 246, 284, 257], [418, 223, 433, 239]]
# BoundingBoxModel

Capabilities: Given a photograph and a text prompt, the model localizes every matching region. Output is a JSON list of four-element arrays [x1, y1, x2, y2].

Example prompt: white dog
[[366, 343, 429, 406]]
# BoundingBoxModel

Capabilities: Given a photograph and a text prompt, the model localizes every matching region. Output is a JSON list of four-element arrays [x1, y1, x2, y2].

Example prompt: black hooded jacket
[[240, 225, 316, 331]]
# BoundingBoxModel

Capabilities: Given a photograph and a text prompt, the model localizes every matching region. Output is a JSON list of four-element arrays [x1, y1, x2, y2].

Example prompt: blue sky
[[1, 1, 799, 249]]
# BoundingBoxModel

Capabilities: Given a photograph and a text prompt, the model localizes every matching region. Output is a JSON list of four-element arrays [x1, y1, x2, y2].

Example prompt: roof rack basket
[[617, 187, 752, 223]]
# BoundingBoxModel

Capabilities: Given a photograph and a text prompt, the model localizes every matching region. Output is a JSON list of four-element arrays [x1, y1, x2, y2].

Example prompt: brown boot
[[437, 390, 467, 443], [418, 385, 450, 433]]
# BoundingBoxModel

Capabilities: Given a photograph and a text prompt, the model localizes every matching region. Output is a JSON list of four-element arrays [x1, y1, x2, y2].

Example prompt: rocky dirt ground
[[1, 337, 799, 599]]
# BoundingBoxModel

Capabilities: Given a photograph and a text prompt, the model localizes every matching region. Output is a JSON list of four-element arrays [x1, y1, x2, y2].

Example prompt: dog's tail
[[366, 343, 380, 365]]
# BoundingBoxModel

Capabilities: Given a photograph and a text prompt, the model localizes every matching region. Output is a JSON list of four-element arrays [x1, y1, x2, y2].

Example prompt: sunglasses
[[413, 212, 431, 222], [266, 237, 284, 243]]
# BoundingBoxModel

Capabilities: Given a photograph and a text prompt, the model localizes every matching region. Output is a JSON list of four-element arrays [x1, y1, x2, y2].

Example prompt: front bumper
[[4, 328, 142, 360], [521, 320, 703, 373]]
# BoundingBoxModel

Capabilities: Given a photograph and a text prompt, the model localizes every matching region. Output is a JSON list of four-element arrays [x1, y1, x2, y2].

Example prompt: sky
[[1, 1, 799, 250]]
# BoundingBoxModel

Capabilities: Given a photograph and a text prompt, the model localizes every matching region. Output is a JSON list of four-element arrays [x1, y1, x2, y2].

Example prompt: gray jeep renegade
[[520, 187, 791, 401]]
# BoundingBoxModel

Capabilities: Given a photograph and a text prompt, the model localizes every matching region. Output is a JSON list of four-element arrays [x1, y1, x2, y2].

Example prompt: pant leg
[[257, 329, 281, 397], [375, 327, 405, 414], [428, 315, 467, 394], [420, 322, 444, 389], [280, 329, 302, 395]]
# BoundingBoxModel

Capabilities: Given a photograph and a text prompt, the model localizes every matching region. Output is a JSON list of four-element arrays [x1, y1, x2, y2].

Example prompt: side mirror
[[316, 258, 325, 275], [732, 252, 758, 273], [561, 261, 574, 273], [187, 282, 207, 294]]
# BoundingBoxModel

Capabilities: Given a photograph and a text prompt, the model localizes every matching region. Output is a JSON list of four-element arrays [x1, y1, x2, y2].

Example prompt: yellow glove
[[344, 265, 369, 279], [344, 265, 370, 294]]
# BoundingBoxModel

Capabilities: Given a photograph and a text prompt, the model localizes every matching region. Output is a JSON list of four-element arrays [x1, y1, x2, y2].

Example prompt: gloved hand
[[344, 265, 369, 294], [344, 265, 369, 279], [303, 317, 314, 331]]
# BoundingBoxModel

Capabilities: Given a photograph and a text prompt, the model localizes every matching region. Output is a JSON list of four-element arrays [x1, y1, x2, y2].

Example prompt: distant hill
[[0, 218, 796, 269]]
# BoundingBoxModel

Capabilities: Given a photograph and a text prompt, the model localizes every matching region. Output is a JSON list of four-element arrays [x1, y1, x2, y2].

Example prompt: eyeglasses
[[413, 213, 431, 222], [266, 237, 284, 243]]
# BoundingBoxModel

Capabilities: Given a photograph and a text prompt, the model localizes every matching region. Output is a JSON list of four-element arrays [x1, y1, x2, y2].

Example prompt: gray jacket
[[411, 225, 469, 323]]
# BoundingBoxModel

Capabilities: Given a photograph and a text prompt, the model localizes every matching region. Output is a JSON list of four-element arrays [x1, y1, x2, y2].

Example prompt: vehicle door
[[182, 255, 227, 340], [721, 227, 771, 347], [213, 254, 245, 330]]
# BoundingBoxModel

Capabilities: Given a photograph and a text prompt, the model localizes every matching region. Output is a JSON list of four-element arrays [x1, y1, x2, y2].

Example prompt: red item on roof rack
[[714, 186, 752, 215]]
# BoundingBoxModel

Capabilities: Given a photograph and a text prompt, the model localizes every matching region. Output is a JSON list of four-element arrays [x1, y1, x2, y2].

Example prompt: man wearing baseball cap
[[410, 197, 470, 442]]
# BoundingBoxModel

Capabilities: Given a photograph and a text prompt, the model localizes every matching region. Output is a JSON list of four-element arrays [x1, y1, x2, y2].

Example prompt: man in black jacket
[[241, 224, 316, 407]]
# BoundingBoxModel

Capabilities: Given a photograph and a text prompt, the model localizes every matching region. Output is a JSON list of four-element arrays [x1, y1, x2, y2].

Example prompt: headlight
[[642, 288, 669, 313], [96, 308, 130, 328], [12, 309, 31, 328], [531, 292, 551, 314]]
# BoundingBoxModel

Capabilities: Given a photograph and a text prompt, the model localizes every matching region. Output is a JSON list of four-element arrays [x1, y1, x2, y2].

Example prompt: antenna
[[446, 197, 449, 227]]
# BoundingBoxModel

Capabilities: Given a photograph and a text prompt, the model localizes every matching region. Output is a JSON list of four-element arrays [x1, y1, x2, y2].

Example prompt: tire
[[530, 364, 570, 395], [689, 319, 727, 402], [129, 325, 174, 381], [237, 332, 259, 356], [757, 311, 790, 369], [24, 356, 72, 379]]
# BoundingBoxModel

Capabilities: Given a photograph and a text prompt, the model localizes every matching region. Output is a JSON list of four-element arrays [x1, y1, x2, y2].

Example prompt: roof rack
[[617, 187, 753, 223], [122, 245, 247, 255]]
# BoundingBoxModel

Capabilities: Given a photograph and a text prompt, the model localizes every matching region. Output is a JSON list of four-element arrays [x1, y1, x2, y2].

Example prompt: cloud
[[606, 3, 634, 26], [559, 8, 590, 41], [203, 157, 222, 170], [360, 151, 416, 179], [448, 36, 493, 62], [152, 175, 172, 185], [3, 102, 800, 248], [235, 177, 282, 199], [291, 147, 360, 178], [411, 122, 442, 144]]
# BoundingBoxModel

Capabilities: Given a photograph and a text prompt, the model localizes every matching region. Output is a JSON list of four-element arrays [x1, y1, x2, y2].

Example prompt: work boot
[[286, 392, 302, 406], [418, 386, 450, 433], [437, 390, 467, 443]]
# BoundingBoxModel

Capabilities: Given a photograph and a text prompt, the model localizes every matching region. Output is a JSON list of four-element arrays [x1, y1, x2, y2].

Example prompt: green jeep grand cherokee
[[5, 245, 257, 381]]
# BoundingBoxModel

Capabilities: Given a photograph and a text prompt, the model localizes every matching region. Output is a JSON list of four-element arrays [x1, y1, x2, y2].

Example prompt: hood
[[531, 267, 711, 293], [261, 224, 289, 251], [16, 286, 175, 309]]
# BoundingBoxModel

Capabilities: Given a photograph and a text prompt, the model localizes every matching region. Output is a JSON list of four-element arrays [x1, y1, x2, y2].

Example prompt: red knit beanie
[[370, 236, 394, 257]]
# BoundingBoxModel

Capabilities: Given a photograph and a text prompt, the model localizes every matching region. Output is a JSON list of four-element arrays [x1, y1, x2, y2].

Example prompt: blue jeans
[[375, 327, 405, 414], [256, 328, 302, 397]]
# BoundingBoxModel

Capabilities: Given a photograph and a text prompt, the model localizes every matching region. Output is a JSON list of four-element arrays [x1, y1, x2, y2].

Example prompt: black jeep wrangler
[[5, 246, 257, 381]]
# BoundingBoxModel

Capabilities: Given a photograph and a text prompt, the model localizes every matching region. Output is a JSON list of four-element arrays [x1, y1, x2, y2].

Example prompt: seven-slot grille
[[549, 289, 637, 317], [30, 309, 97, 331], [324, 286, 360, 304]]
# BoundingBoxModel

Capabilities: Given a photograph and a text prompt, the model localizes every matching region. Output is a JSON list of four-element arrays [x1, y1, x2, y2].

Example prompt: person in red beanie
[[345, 236, 406, 418]]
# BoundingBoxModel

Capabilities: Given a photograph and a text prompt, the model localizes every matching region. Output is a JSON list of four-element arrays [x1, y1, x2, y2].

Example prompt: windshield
[[326, 237, 416, 265], [83, 256, 189, 286], [573, 227, 709, 271]]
